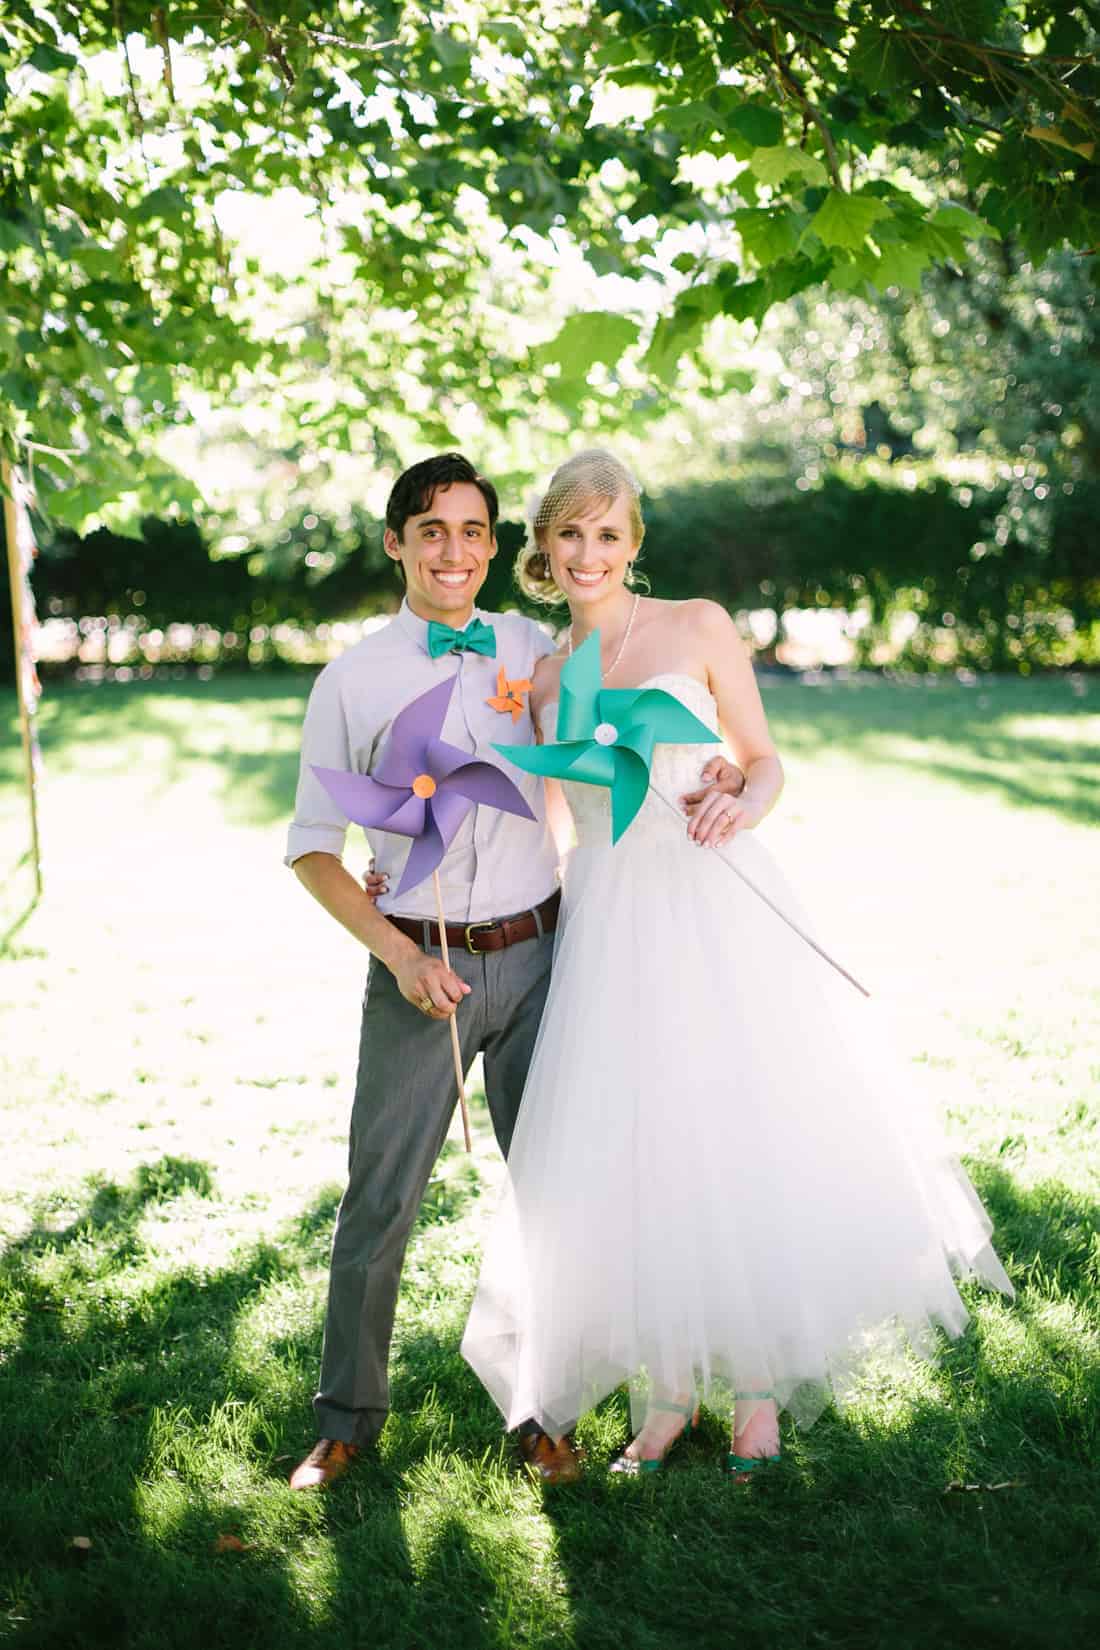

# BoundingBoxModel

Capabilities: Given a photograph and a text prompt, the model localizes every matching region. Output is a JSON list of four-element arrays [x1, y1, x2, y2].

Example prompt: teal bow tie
[[426, 618, 497, 660]]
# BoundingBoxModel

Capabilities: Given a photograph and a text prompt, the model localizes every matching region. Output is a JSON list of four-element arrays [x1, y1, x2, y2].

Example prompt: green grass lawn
[[1, 669, 1098, 1650]]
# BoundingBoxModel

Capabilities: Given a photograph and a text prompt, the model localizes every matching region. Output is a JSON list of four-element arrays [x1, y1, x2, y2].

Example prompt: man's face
[[384, 482, 497, 626]]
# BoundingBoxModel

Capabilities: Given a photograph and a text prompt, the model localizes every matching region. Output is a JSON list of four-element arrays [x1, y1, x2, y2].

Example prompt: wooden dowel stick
[[433, 869, 472, 1151]]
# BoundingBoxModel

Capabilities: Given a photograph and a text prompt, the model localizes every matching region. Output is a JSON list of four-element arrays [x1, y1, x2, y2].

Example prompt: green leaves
[[659, 101, 719, 137], [0, 216, 30, 254], [134, 187, 188, 225], [535, 312, 642, 380], [0, 370, 38, 411], [734, 207, 802, 267], [810, 190, 890, 253], [848, 27, 912, 92], [430, 31, 471, 73], [644, 307, 705, 380], [1, 0, 1097, 533], [929, 203, 1001, 243], [871, 238, 933, 293], [720, 278, 767, 324], [722, 104, 784, 149], [1025, 124, 1096, 161], [532, 309, 646, 407], [748, 147, 828, 189], [26, 42, 76, 75]]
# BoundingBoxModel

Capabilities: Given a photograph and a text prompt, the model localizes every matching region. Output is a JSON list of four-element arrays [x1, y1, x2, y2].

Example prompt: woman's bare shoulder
[[674, 598, 747, 657], [640, 594, 731, 630], [638, 597, 743, 662], [680, 596, 737, 629]]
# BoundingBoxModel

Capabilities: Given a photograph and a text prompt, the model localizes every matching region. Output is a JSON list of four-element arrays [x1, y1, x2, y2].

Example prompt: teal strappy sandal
[[610, 1399, 700, 1476], [725, 1390, 780, 1479]]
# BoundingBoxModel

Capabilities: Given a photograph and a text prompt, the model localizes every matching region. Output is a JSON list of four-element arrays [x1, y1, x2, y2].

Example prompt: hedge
[[4, 473, 1097, 673]]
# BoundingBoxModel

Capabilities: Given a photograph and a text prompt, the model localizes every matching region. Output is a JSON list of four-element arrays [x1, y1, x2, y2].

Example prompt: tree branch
[[306, 30, 399, 55], [759, 1, 1092, 69], [223, 0, 297, 86], [152, 8, 175, 103], [114, 0, 145, 139], [721, 2, 843, 188], [727, 2, 1099, 161]]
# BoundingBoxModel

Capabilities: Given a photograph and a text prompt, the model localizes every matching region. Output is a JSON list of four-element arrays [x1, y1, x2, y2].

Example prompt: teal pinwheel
[[493, 631, 717, 841]]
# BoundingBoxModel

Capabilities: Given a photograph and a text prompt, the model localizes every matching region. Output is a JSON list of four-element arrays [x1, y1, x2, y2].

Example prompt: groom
[[285, 453, 743, 1488]]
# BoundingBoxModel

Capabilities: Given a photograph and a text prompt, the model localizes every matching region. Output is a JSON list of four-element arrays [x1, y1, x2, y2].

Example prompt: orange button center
[[412, 773, 437, 799]]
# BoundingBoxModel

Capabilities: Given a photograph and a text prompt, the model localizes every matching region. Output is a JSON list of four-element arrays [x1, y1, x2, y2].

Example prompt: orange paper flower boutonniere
[[486, 666, 533, 723]]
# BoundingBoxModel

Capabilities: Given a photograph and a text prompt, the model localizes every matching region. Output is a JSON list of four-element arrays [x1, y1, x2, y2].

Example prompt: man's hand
[[680, 755, 747, 846], [357, 864, 468, 1018], [292, 851, 469, 1016], [392, 949, 470, 1020]]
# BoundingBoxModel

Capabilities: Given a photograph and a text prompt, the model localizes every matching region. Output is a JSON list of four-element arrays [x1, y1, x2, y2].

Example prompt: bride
[[460, 449, 1013, 1477]]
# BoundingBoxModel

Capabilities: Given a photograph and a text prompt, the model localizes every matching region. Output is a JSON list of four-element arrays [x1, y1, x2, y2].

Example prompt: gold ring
[[419, 996, 433, 1013]]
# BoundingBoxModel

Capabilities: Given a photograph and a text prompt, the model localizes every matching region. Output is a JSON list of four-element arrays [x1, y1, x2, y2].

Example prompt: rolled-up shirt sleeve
[[284, 663, 352, 868]]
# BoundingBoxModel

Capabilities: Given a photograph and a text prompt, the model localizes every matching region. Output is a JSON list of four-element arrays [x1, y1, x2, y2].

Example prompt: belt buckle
[[464, 920, 498, 954]]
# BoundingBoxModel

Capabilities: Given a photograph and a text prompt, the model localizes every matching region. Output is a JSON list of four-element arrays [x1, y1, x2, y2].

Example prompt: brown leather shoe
[[288, 1438, 359, 1491], [516, 1429, 582, 1485]]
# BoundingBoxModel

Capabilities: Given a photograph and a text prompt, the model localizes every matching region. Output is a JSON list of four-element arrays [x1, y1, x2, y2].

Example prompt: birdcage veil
[[515, 449, 646, 606], [526, 449, 643, 537]]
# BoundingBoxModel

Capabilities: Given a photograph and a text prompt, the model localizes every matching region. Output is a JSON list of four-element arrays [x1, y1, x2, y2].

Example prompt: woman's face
[[543, 491, 637, 606]]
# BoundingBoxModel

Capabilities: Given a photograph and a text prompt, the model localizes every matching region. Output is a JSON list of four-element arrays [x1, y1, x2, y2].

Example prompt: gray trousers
[[314, 925, 555, 1445]]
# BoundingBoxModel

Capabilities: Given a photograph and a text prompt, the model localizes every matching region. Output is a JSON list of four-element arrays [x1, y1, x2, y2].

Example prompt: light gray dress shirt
[[285, 601, 560, 922]]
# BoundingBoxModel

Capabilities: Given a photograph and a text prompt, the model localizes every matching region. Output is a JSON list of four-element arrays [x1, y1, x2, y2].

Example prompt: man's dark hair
[[385, 453, 499, 541]]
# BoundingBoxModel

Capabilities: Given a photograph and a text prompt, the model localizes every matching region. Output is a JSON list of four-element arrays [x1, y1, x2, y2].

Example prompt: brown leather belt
[[387, 888, 561, 956]]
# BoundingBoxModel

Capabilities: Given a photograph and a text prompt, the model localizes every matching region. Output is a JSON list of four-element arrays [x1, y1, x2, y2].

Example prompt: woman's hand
[[681, 756, 760, 847], [688, 785, 765, 847], [679, 755, 748, 844]]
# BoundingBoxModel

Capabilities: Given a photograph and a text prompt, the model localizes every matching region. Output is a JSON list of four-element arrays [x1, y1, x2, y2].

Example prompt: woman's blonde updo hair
[[515, 448, 646, 607]]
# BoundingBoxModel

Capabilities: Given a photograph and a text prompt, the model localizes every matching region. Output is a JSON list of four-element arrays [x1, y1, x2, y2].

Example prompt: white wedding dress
[[461, 674, 1013, 1438]]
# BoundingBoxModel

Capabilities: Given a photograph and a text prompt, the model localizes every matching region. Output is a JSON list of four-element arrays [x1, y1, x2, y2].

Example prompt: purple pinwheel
[[311, 675, 535, 896]]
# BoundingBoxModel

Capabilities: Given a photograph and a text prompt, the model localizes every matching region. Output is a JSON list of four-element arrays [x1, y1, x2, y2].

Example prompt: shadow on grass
[[0, 1154, 351, 1649], [531, 1163, 1100, 1650], [8, 673, 1098, 841], [0, 1143, 499, 1650], [3, 1151, 1097, 1650], [764, 675, 1100, 828], [9, 677, 312, 829]]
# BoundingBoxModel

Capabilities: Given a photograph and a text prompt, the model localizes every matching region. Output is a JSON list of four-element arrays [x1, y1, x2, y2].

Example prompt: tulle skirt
[[461, 816, 1013, 1438]]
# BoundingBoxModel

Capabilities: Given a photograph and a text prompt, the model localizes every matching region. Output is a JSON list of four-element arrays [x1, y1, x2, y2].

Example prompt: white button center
[[594, 722, 618, 746]]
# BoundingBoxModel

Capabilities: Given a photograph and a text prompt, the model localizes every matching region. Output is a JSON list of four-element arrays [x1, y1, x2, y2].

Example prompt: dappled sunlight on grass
[[2, 675, 308, 817], [283, 1539, 343, 1631]]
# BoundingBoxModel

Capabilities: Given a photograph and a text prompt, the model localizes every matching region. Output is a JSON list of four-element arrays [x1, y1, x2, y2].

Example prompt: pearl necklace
[[567, 592, 640, 679]]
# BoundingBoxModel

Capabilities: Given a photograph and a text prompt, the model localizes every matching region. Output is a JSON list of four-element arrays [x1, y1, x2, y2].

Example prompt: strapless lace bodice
[[539, 672, 722, 847]]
